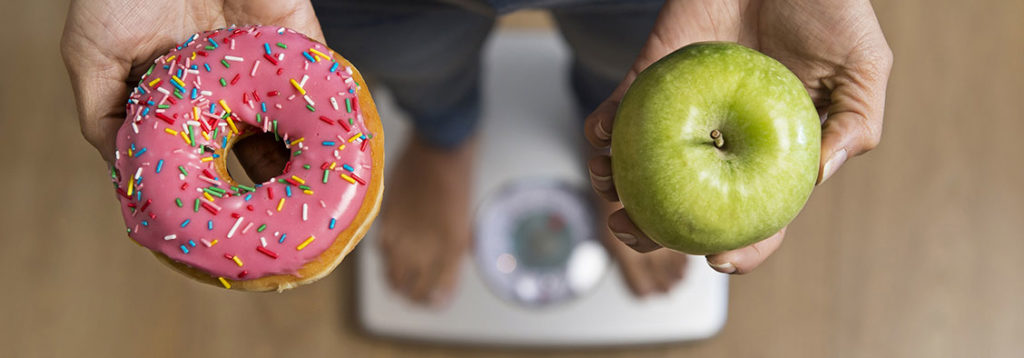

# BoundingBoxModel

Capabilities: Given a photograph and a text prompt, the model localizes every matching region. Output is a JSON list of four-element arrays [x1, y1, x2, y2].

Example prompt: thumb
[[61, 27, 131, 164], [817, 43, 893, 184], [225, 0, 326, 44], [817, 110, 878, 184]]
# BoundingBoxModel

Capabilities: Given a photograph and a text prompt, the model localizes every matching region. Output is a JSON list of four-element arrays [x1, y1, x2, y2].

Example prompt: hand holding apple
[[584, 0, 893, 273], [612, 42, 820, 255]]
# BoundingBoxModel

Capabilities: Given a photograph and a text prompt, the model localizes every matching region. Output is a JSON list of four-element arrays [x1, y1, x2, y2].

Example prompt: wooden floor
[[2, 1, 1023, 357]]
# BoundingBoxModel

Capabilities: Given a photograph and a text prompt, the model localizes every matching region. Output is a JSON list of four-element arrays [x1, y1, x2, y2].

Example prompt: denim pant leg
[[550, 1, 664, 114], [313, 1, 497, 148]]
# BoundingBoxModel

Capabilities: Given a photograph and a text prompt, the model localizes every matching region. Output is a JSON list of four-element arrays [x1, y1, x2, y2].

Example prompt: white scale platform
[[356, 30, 728, 347]]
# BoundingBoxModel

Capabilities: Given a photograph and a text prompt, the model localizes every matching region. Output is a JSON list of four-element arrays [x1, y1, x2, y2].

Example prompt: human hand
[[584, 0, 892, 273], [61, 0, 324, 181]]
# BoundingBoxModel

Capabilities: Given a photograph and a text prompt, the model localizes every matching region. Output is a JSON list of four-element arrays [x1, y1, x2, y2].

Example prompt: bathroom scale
[[356, 30, 728, 347]]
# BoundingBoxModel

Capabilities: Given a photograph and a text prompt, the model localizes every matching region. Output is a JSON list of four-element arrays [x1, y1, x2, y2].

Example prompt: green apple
[[611, 42, 820, 255]]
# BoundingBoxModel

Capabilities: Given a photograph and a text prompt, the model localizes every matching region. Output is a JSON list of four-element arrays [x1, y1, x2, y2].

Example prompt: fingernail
[[613, 232, 637, 245], [819, 148, 848, 184], [588, 168, 611, 182], [594, 121, 611, 140], [708, 261, 736, 274]]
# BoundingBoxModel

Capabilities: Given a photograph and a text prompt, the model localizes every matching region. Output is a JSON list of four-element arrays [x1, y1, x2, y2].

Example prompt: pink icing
[[113, 26, 375, 281]]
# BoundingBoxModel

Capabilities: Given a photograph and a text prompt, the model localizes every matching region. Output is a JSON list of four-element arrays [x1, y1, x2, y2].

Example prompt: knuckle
[[586, 154, 604, 169], [849, 42, 894, 89], [601, 190, 619, 202], [861, 122, 883, 151], [637, 244, 659, 253], [59, 30, 74, 62], [880, 42, 894, 71], [79, 123, 100, 146], [863, 133, 881, 151]]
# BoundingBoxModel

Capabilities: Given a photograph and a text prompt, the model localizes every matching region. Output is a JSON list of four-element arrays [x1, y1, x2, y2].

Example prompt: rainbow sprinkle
[[111, 26, 376, 284]]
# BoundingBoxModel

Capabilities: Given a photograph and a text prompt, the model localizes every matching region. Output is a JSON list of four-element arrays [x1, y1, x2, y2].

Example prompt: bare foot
[[595, 199, 689, 297], [587, 147, 688, 297], [378, 135, 476, 307]]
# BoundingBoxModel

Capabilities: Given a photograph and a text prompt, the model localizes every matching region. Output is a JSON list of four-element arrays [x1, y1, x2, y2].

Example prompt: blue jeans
[[313, 0, 663, 148]]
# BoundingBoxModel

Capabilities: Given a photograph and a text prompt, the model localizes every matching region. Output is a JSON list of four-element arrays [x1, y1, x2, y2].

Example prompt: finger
[[583, 100, 618, 148], [706, 228, 786, 274], [81, 114, 126, 165], [818, 44, 893, 184], [231, 132, 289, 183], [587, 155, 618, 201], [818, 110, 876, 185], [607, 209, 661, 253]]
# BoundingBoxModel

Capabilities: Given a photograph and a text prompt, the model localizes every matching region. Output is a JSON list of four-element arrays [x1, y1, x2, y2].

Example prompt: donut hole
[[226, 132, 291, 185], [224, 152, 256, 187]]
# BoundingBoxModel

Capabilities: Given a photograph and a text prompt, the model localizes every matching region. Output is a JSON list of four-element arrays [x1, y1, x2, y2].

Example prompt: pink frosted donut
[[111, 25, 384, 291]]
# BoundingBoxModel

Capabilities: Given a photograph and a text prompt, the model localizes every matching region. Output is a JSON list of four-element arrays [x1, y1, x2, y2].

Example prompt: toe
[[644, 257, 673, 293], [668, 254, 688, 281], [407, 265, 438, 303], [429, 251, 463, 307], [398, 263, 421, 297], [614, 249, 655, 297], [385, 264, 401, 292]]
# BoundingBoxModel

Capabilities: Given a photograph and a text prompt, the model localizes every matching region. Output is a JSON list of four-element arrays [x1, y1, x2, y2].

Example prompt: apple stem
[[710, 130, 724, 149]]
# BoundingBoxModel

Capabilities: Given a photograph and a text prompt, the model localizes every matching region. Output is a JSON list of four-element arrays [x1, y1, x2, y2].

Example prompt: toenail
[[708, 261, 737, 274], [613, 232, 637, 245]]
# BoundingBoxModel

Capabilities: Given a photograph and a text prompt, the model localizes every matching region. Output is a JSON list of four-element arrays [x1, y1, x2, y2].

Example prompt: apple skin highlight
[[611, 42, 820, 255]]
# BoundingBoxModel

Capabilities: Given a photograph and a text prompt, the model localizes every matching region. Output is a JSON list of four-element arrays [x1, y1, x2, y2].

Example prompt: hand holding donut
[[584, 0, 893, 273], [61, 0, 324, 178], [62, 1, 385, 291]]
